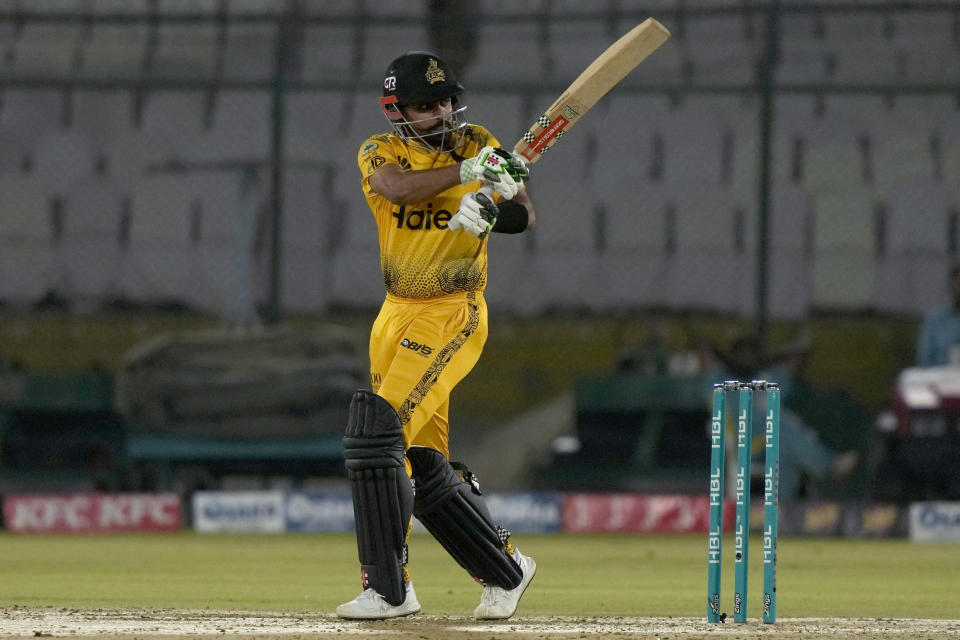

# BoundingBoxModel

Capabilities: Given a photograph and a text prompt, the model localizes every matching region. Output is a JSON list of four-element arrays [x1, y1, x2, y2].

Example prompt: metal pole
[[756, 1, 780, 357], [265, 4, 294, 324]]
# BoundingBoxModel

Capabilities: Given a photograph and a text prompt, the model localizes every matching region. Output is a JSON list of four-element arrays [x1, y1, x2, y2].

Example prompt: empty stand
[[281, 167, 332, 313], [141, 91, 210, 158], [0, 176, 55, 304], [875, 179, 952, 314], [664, 186, 753, 313], [6, 0, 83, 76], [300, 24, 360, 83], [546, 14, 612, 81], [60, 180, 125, 301], [221, 23, 276, 82], [768, 182, 813, 317], [80, 0, 150, 79], [72, 91, 136, 147], [467, 93, 523, 145], [600, 185, 671, 310], [0, 89, 64, 149], [186, 171, 250, 315], [811, 189, 877, 310], [192, 91, 271, 161], [124, 176, 196, 304], [467, 21, 545, 84], [33, 130, 98, 196]]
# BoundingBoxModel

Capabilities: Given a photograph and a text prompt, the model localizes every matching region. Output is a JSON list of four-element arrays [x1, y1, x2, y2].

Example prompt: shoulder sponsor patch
[[367, 155, 386, 174], [361, 141, 379, 155]]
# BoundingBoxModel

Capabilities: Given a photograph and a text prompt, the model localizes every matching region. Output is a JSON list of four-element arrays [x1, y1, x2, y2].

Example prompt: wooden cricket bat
[[472, 18, 669, 254], [513, 18, 671, 164]]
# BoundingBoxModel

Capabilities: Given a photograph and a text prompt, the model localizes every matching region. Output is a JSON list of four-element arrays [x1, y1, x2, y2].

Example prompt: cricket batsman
[[336, 51, 537, 620]]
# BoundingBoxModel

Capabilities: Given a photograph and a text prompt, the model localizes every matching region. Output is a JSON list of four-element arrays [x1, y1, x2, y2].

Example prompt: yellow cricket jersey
[[357, 125, 500, 300]]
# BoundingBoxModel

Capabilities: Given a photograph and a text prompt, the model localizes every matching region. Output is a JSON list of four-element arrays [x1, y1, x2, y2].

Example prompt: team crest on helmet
[[425, 58, 445, 84]]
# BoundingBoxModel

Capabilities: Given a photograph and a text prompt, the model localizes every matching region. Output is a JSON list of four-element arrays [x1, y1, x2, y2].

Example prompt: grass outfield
[[0, 532, 957, 619]]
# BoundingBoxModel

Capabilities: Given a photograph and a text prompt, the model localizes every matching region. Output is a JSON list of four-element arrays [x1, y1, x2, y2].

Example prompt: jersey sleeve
[[357, 135, 397, 197]]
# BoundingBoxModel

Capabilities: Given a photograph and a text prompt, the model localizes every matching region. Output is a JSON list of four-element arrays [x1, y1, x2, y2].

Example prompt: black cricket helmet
[[379, 51, 468, 153]]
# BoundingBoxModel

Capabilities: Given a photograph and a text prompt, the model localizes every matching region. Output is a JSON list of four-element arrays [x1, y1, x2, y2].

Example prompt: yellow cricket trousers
[[369, 290, 488, 460]]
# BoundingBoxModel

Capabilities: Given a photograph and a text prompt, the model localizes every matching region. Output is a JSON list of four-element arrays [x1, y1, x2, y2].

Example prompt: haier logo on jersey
[[393, 203, 452, 230], [401, 338, 433, 357]]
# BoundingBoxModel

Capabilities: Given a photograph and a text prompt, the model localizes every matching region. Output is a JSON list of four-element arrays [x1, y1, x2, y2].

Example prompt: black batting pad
[[343, 391, 414, 606], [408, 446, 522, 589]]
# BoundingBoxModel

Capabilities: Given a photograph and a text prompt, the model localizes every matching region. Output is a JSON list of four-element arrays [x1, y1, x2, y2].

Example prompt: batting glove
[[459, 145, 520, 199], [493, 147, 530, 183], [449, 189, 499, 238]]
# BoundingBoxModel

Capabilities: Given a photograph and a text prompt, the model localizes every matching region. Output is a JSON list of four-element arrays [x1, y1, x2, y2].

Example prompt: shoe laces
[[356, 588, 382, 604], [480, 585, 506, 606]]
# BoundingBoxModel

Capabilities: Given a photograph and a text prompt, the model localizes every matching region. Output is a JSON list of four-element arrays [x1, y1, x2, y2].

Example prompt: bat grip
[[470, 184, 496, 259]]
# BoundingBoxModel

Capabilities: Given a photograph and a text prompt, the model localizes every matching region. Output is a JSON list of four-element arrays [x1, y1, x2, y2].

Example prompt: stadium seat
[[811, 189, 877, 310], [768, 181, 813, 317], [943, 131, 960, 204], [33, 130, 98, 196], [831, 44, 900, 84], [682, 13, 759, 85], [663, 186, 751, 313], [191, 91, 271, 162], [150, 16, 218, 80], [329, 204, 382, 309], [775, 44, 831, 84], [71, 91, 136, 148], [186, 171, 250, 315], [222, 23, 276, 82], [125, 176, 196, 304], [468, 93, 524, 145], [6, 0, 83, 75], [601, 186, 671, 310], [301, 24, 360, 83], [80, 0, 150, 79], [0, 132, 29, 176], [661, 99, 729, 188], [141, 91, 209, 159], [898, 48, 960, 84], [804, 138, 865, 196], [546, 15, 610, 81], [870, 130, 935, 198], [104, 129, 176, 191], [875, 179, 952, 314], [0, 176, 55, 304], [0, 89, 64, 149], [468, 22, 545, 84], [281, 167, 332, 313], [822, 10, 887, 48], [284, 91, 352, 163], [890, 9, 957, 51], [61, 180, 125, 302], [590, 95, 672, 196]]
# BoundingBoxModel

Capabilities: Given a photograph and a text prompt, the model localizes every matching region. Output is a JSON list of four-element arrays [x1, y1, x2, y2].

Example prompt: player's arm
[[368, 162, 462, 205]]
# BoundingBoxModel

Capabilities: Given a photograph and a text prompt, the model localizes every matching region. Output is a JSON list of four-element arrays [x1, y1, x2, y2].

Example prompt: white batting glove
[[459, 145, 520, 199], [498, 147, 530, 183], [448, 189, 499, 238]]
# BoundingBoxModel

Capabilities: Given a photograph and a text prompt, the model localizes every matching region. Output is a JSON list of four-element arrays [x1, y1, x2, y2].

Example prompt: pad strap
[[343, 391, 414, 606], [408, 446, 522, 589]]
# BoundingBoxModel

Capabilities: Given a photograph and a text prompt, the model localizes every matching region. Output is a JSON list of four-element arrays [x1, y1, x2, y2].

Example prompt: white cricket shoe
[[336, 582, 421, 620], [473, 548, 537, 620]]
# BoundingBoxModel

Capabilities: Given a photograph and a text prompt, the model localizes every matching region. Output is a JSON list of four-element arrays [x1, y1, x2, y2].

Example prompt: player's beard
[[421, 119, 457, 152]]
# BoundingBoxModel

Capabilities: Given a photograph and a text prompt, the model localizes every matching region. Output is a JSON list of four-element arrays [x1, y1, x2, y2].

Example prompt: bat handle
[[470, 184, 496, 258]]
